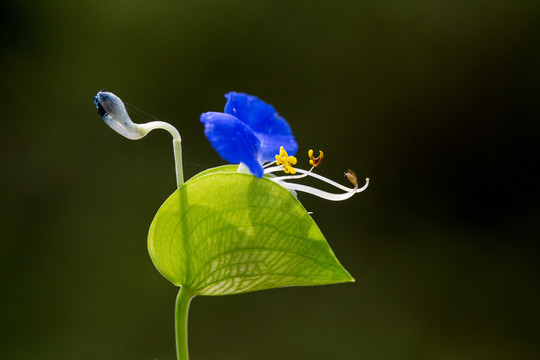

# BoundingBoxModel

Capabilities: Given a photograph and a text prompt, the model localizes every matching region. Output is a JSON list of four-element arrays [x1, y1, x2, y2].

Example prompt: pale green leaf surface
[[148, 166, 353, 296]]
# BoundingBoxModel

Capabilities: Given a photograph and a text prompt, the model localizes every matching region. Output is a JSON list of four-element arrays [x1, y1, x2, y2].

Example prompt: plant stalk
[[175, 287, 194, 360], [173, 138, 184, 188], [138, 121, 184, 188]]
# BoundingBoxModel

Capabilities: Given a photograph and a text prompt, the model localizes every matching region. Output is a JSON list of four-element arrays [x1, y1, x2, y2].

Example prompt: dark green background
[[2, 0, 538, 359]]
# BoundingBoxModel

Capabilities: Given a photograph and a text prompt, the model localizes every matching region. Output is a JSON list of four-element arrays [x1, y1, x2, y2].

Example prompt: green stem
[[175, 287, 194, 360], [173, 138, 184, 188], [139, 121, 184, 188]]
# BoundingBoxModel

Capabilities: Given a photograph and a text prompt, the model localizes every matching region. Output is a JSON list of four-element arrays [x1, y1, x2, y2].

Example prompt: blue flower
[[200, 92, 298, 178]]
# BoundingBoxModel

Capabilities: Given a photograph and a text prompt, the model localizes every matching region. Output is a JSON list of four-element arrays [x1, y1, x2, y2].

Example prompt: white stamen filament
[[263, 161, 277, 169], [267, 166, 314, 181], [265, 166, 369, 194], [264, 165, 286, 174], [265, 164, 369, 201], [274, 181, 358, 201]]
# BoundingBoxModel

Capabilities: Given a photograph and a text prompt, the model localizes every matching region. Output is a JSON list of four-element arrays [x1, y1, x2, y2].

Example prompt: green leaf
[[148, 165, 353, 296]]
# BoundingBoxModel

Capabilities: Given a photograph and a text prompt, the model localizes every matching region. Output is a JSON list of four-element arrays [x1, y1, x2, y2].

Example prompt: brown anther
[[308, 149, 324, 167], [344, 169, 359, 187]]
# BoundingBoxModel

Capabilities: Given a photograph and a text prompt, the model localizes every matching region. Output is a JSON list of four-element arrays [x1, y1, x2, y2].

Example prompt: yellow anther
[[344, 169, 359, 187], [275, 146, 297, 174], [275, 147, 286, 166], [308, 149, 324, 167]]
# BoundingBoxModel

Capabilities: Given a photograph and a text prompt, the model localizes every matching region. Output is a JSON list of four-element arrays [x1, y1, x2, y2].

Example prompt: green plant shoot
[[93, 90, 369, 360]]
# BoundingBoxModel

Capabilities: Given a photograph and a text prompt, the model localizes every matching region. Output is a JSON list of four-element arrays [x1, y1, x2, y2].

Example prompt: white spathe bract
[[94, 91, 146, 140]]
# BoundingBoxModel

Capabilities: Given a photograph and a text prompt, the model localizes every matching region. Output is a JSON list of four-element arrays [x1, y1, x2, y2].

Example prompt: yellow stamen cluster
[[275, 146, 297, 174], [308, 149, 324, 167]]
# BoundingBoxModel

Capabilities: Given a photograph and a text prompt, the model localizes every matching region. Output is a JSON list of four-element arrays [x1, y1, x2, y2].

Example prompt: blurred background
[[1, 0, 539, 359]]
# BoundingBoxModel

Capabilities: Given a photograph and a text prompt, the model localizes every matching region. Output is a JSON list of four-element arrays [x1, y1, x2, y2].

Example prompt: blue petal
[[200, 112, 264, 178], [224, 92, 298, 162]]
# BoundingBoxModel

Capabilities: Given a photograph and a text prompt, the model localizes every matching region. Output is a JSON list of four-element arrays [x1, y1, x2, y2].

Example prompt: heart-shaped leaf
[[148, 165, 353, 296]]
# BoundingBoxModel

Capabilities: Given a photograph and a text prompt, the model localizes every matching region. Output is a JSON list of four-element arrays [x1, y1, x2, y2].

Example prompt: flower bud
[[93, 90, 145, 140]]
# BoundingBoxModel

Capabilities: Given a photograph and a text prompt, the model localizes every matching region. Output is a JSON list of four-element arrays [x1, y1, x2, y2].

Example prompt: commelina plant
[[93, 90, 369, 360]]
